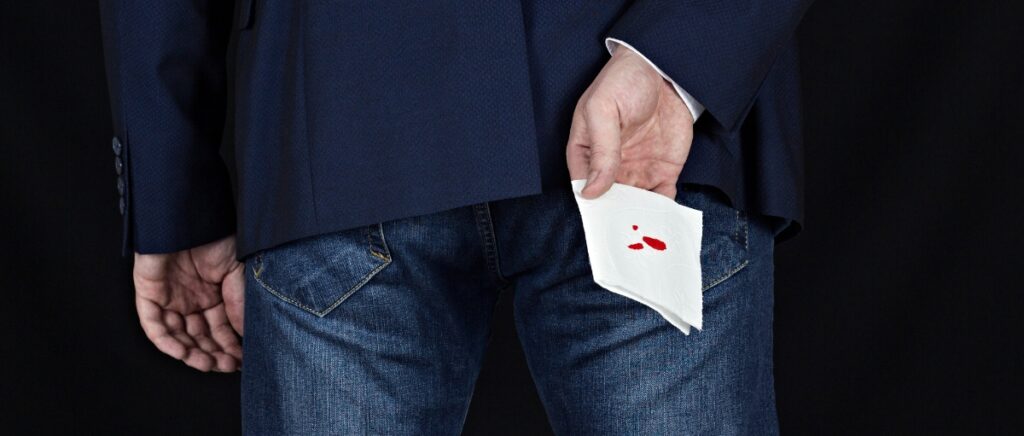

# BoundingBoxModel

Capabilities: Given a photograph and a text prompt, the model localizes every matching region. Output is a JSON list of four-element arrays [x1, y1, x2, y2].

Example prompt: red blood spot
[[632, 225, 638, 230], [642, 236, 667, 250], [627, 243, 644, 250]]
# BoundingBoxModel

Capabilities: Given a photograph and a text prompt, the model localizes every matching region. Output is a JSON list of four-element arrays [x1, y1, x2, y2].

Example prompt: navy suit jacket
[[99, 1, 813, 261]]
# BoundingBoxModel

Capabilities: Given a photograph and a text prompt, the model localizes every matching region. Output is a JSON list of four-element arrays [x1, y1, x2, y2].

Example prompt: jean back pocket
[[676, 184, 750, 292], [249, 223, 392, 317]]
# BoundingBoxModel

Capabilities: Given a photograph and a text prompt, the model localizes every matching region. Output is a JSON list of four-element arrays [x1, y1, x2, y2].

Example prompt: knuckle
[[589, 149, 610, 162]]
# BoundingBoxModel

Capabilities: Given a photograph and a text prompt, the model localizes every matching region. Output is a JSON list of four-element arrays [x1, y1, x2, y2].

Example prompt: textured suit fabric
[[98, 0, 813, 260]]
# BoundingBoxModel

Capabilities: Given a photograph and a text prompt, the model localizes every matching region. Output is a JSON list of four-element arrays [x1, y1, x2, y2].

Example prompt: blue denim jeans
[[241, 183, 780, 435]]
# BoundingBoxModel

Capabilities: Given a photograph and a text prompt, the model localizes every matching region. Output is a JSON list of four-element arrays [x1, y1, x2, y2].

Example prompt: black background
[[2, 1, 1022, 434]]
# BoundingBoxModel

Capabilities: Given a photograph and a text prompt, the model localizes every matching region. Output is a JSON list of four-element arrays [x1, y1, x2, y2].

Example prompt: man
[[100, 1, 812, 434]]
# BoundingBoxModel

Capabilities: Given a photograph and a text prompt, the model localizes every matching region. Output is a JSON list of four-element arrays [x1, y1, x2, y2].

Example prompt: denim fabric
[[241, 184, 779, 435]]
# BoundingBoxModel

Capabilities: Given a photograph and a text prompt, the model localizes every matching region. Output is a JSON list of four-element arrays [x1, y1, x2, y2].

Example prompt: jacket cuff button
[[119, 197, 126, 215], [115, 156, 123, 175], [112, 136, 122, 155]]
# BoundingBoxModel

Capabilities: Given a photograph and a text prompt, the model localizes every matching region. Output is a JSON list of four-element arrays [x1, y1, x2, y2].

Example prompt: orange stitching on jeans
[[253, 254, 264, 277], [366, 223, 391, 260]]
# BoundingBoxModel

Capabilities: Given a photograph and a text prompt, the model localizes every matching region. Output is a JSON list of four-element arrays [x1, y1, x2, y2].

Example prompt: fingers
[[566, 92, 623, 198], [204, 304, 243, 361], [136, 296, 187, 360], [136, 295, 240, 373], [184, 313, 219, 353], [565, 108, 590, 181], [165, 310, 216, 372], [183, 311, 240, 372], [580, 99, 622, 199], [190, 309, 241, 370]]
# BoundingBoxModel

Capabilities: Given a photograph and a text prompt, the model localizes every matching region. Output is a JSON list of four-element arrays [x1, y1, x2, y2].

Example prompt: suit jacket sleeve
[[98, 1, 238, 257], [606, 0, 814, 131]]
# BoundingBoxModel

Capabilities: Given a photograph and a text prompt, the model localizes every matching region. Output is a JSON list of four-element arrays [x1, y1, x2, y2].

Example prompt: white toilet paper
[[570, 179, 704, 335]]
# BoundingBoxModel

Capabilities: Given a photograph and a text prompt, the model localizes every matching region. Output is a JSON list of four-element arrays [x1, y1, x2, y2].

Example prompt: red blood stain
[[642, 236, 667, 250], [627, 225, 667, 251]]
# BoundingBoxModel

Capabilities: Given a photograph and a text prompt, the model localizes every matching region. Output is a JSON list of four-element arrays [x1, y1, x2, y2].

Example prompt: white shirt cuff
[[605, 37, 705, 122]]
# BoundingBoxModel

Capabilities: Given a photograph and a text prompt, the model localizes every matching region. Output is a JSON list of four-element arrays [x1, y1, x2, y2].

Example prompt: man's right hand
[[132, 234, 245, 372]]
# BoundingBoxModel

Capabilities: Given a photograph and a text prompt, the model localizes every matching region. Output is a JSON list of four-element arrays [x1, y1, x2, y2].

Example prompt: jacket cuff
[[110, 131, 236, 257]]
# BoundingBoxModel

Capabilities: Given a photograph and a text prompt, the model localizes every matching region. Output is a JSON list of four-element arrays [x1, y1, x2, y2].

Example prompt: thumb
[[580, 99, 621, 199]]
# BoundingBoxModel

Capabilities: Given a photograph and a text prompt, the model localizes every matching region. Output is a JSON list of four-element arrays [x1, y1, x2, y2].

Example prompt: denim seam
[[702, 259, 750, 292], [735, 210, 750, 251], [252, 259, 390, 317], [702, 210, 750, 292], [251, 224, 393, 317], [472, 203, 508, 284]]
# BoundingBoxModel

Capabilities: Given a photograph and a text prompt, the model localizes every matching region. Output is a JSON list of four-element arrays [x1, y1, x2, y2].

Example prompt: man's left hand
[[567, 47, 695, 200]]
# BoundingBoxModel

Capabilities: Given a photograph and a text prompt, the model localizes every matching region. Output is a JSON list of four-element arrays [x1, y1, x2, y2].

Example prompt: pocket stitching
[[701, 207, 750, 292], [251, 224, 392, 317], [737, 210, 749, 251], [701, 259, 749, 292]]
